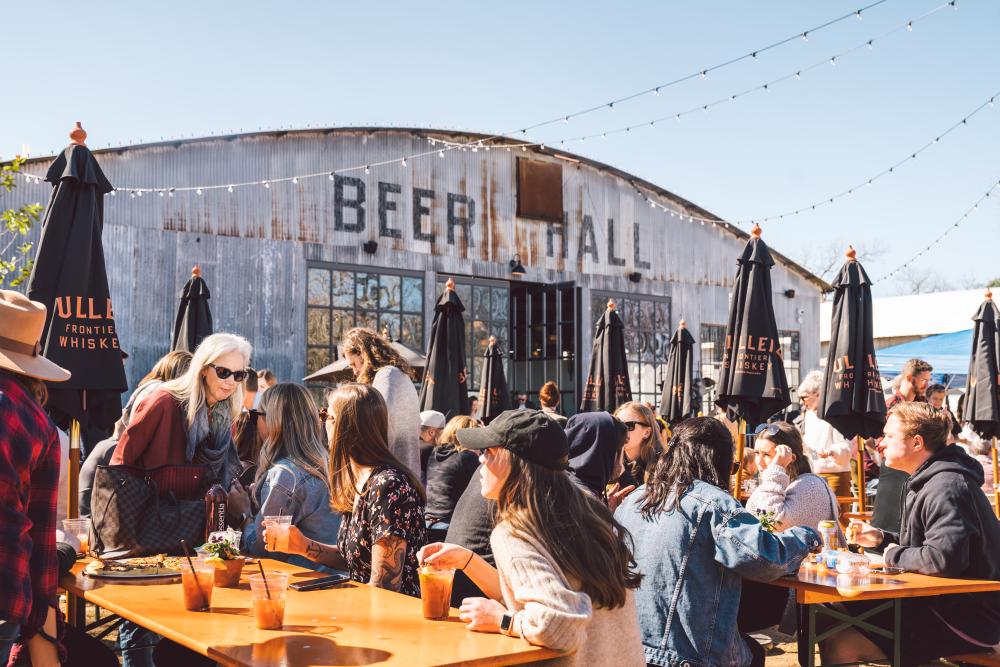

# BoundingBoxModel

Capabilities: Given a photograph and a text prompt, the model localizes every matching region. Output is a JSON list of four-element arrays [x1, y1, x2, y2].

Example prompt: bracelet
[[461, 551, 475, 570]]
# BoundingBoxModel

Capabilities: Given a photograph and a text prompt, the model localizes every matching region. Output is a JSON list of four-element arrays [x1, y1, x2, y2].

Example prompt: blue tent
[[876, 329, 972, 375]]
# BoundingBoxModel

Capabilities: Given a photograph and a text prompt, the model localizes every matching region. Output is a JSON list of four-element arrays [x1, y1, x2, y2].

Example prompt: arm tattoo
[[306, 540, 323, 560], [371, 536, 407, 592], [304, 539, 347, 569]]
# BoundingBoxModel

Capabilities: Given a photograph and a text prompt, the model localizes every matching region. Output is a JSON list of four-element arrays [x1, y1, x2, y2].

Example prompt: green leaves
[[1, 155, 41, 287]]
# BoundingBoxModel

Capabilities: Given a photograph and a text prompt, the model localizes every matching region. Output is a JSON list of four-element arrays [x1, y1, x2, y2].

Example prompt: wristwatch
[[499, 611, 516, 636]]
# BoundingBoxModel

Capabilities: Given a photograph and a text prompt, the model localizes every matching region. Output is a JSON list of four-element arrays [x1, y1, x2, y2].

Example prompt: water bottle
[[817, 519, 841, 570], [204, 482, 228, 541]]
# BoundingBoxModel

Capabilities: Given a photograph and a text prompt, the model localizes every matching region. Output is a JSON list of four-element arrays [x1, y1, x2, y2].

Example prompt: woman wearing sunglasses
[[613, 401, 662, 487], [112, 333, 250, 490]]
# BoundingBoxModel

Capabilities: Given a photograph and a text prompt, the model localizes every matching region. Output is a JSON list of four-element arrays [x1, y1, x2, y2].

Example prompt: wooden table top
[[62, 559, 563, 667], [768, 563, 1000, 605]]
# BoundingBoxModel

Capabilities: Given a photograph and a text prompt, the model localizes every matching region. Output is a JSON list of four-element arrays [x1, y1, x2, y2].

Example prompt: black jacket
[[424, 445, 480, 523], [882, 444, 1000, 644], [566, 412, 623, 499]]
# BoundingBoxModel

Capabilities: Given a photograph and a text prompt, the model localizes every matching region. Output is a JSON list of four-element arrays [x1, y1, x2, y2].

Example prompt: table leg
[[66, 592, 84, 628], [893, 598, 901, 667], [808, 604, 817, 667]]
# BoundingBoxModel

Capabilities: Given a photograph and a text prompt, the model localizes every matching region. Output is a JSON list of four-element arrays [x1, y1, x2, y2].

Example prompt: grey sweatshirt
[[371, 366, 421, 479]]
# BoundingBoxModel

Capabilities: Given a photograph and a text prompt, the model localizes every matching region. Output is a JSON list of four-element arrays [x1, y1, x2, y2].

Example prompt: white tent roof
[[820, 288, 986, 343]]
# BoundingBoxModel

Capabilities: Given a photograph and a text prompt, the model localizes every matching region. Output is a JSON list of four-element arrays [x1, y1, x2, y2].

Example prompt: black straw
[[180, 539, 207, 609], [257, 560, 271, 599]]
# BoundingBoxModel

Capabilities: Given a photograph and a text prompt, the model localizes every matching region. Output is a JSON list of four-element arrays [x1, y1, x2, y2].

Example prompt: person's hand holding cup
[[418, 542, 472, 570], [261, 516, 293, 553], [846, 520, 884, 548]]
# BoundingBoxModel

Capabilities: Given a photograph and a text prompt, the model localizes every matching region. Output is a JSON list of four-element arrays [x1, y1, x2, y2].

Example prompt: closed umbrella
[[819, 246, 886, 512], [478, 335, 511, 425], [963, 289, 1000, 516], [579, 299, 632, 413], [419, 278, 470, 419], [659, 320, 696, 424], [715, 224, 790, 495], [171, 265, 213, 352], [25, 123, 127, 517]]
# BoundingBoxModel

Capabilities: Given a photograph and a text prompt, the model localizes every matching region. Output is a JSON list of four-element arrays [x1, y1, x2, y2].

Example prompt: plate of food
[[84, 554, 186, 579]]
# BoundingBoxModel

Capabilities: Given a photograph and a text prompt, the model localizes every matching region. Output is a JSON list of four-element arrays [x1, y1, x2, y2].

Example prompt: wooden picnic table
[[61, 558, 564, 667], [768, 562, 1000, 667]]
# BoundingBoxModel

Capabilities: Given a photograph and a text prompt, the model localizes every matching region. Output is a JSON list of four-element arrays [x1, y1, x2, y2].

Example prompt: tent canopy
[[876, 329, 972, 375]]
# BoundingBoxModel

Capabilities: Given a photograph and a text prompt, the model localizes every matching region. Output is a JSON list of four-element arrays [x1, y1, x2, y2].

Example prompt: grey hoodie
[[881, 444, 1000, 645]]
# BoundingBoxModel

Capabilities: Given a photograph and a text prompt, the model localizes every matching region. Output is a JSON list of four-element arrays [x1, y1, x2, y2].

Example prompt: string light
[[873, 177, 1000, 284]]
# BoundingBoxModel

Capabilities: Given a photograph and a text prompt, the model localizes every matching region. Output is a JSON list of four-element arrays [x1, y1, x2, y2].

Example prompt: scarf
[[185, 400, 241, 489]]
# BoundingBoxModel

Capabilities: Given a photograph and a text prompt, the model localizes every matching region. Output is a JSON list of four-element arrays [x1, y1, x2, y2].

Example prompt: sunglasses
[[207, 363, 250, 382], [753, 423, 781, 438], [250, 408, 265, 420], [622, 420, 650, 432]]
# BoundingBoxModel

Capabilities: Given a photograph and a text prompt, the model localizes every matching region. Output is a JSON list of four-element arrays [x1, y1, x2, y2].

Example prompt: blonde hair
[[254, 383, 329, 492], [160, 332, 252, 428], [889, 402, 950, 454], [614, 401, 661, 481], [440, 415, 480, 447]]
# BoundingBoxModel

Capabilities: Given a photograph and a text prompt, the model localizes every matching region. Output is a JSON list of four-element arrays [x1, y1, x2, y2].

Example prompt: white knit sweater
[[371, 366, 421, 479], [490, 521, 645, 667]]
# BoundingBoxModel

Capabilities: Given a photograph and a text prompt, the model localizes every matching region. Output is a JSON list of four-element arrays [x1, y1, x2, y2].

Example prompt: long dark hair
[[497, 452, 641, 609], [340, 327, 416, 384], [254, 383, 328, 493], [640, 417, 733, 517], [326, 383, 425, 512]]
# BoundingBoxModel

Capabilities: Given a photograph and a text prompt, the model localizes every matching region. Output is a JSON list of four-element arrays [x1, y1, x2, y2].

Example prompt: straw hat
[[0, 290, 71, 382]]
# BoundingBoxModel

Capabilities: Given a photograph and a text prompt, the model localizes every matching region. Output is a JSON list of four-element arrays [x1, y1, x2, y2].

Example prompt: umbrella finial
[[607, 298, 616, 311], [69, 122, 87, 146], [679, 319, 687, 329], [750, 223, 762, 239], [445, 277, 455, 291], [191, 265, 201, 278], [986, 288, 993, 301], [846, 245, 857, 261]]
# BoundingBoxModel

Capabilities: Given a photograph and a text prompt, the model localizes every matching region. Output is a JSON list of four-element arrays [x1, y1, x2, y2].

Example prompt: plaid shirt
[[0, 375, 60, 632]]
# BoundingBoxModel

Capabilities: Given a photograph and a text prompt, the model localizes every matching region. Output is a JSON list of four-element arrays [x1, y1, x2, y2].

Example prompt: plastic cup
[[181, 559, 215, 611], [250, 572, 288, 629], [418, 565, 455, 620], [63, 518, 91, 554], [262, 516, 292, 553]]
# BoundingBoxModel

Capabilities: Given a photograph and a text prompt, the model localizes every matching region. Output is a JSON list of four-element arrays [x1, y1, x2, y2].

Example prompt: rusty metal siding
[[2, 129, 822, 391]]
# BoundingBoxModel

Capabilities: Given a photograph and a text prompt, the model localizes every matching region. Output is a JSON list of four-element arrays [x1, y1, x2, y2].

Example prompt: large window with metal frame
[[779, 329, 801, 398], [699, 324, 727, 415], [589, 292, 671, 409], [306, 263, 425, 376]]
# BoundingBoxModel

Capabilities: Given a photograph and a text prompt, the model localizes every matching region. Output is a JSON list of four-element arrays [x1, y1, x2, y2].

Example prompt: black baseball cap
[[456, 409, 570, 471]]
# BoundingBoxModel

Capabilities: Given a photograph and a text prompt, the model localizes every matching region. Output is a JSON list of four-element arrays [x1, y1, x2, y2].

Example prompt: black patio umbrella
[[419, 278, 470, 419], [819, 247, 886, 439], [715, 224, 790, 426], [579, 299, 632, 413], [26, 124, 127, 447], [963, 289, 1000, 438], [171, 265, 213, 353], [660, 320, 696, 424], [478, 335, 511, 425]]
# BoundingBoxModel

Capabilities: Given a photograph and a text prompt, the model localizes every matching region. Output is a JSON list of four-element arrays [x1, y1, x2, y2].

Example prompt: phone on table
[[288, 573, 351, 591]]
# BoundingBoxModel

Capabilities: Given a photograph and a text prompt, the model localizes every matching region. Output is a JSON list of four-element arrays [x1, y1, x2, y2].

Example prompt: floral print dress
[[337, 465, 427, 597]]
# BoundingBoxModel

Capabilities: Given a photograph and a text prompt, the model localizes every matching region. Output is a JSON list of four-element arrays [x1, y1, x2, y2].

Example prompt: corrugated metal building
[[4, 128, 828, 414]]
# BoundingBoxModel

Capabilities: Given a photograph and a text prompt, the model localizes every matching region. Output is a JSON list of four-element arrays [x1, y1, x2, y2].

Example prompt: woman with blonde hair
[[614, 401, 663, 487], [418, 410, 645, 665], [112, 333, 250, 489], [340, 327, 421, 478], [228, 383, 340, 570], [272, 383, 426, 595], [425, 415, 482, 527]]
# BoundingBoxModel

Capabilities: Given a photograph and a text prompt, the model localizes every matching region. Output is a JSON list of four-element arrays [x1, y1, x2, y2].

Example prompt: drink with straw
[[250, 571, 287, 629], [418, 565, 455, 620], [181, 558, 215, 611], [263, 515, 292, 553], [63, 518, 90, 554]]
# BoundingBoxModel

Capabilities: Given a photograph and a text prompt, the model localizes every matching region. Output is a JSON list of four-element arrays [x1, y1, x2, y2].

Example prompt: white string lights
[[633, 87, 999, 226], [873, 177, 1000, 284]]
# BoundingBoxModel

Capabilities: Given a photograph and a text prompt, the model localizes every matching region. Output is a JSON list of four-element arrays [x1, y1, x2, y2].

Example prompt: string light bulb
[[227, 185, 234, 193], [401, 158, 407, 167], [196, 188, 203, 195]]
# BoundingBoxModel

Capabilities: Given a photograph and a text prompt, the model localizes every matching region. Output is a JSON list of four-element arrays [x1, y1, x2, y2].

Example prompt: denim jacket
[[615, 480, 820, 667], [243, 457, 342, 571]]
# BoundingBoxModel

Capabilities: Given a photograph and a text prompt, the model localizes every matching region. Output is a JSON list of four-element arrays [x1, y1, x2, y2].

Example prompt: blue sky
[[3, 0, 998, 295]]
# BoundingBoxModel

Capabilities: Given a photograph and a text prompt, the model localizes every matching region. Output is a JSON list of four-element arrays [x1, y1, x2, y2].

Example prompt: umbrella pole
[[856, 436, 866, 514], [68, 418, 81, 519], [733, 419, 746, 499], [992, 437, 999, 519]]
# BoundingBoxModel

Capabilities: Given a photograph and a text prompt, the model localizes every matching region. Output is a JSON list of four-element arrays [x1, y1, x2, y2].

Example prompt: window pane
[[654, 300, 669, 330], [591, 294, 606, 325], [471, 320, 490, 360], [624, 329, 639, 361], [561, 287, 575, 323], [454, 283, 472, 311], [356, 274, 377, 310], [639, 299, 654, 330], [560, 323, 575, 362], [491, 287, 508, 322], [331, 270, 354, 308], [307, 347, 331, 374], [641, 363, 656, 396], [307, 308, 331, 346], [380, 313, 402, 340], [628, 362, 640, 396], [401, 314, 423, 349], [332, 309, 352, 345], [379, 274, 401, 311], [530, 326, 544, 359], [545, 324, 557, 358], [357, 310, 378, 331], [472, 285, 490, 321], [402, 277, 423, 313], [308, 269, 330, 306]]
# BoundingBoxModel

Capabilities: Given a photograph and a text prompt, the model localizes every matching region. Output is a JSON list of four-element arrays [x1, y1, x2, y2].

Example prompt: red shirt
[[0, 375, 60, 631], [111, 389, 189, 469]]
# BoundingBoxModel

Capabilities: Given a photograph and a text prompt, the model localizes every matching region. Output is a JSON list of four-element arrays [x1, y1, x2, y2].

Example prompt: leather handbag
[[90, 463, 209, 558]]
